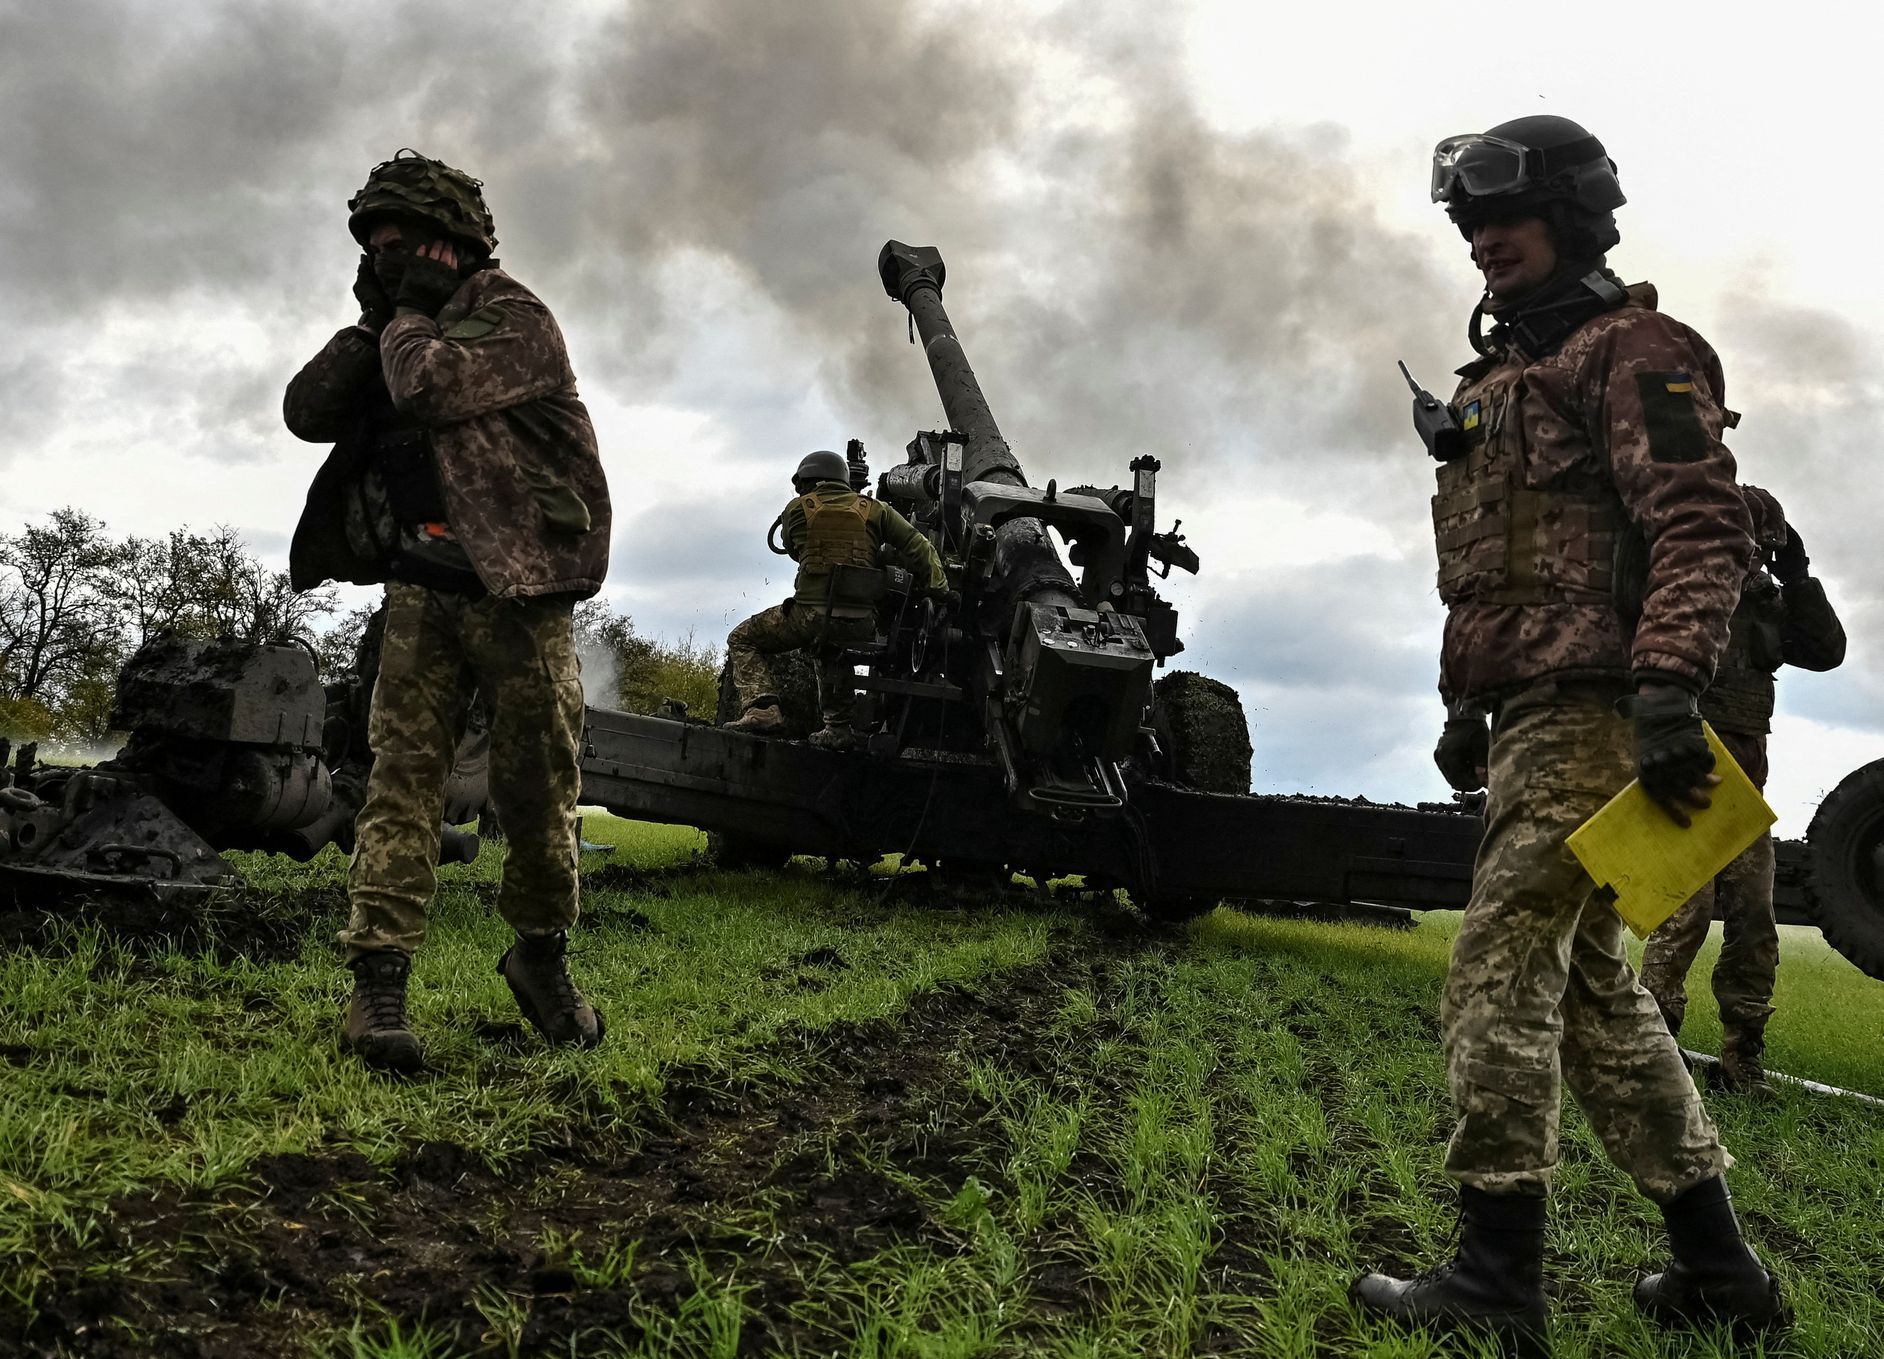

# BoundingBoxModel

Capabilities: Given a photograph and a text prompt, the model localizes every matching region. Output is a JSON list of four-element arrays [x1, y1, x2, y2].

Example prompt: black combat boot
[[498, 930, 606, 1047], [1351, 1186, 1548, 1357], [342, 950, 424, 1073], [1635, 1177, 1786, 1332]]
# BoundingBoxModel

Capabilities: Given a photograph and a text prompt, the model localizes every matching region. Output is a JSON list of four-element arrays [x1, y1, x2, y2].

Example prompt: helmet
[[1431, 115, 1624, 257], [793, 450, 850, 490], [1741, 485, 1789, 553], [348, 149, 497, 254]]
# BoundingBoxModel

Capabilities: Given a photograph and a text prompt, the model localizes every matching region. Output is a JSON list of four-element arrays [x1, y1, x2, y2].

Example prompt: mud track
[[11, 941, 1131, 1358]]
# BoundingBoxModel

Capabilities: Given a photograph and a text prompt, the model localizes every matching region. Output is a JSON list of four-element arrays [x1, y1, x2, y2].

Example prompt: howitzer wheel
[[1148, 672, 1252, 794], [1805, 756, 1884, 981]]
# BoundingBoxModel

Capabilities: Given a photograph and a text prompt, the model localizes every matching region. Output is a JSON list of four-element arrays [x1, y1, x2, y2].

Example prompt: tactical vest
[[794, 491, 878, 603], [1433, 355, 1628, 609], [1701, 574, 1783, 735]]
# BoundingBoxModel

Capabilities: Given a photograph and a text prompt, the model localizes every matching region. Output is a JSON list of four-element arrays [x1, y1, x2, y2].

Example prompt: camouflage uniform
[[726, 481, 945, 721], [1640, 491, 1847, 1078], [1435, 282, 1752, 1202], [286, 262, 609, 960]]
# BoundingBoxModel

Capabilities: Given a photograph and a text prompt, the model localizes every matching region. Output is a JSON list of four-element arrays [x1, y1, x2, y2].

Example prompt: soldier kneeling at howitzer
[[1640, 485, 1846, 1093], [284, 150, 610, 1073], [723, 451, 947, 751]]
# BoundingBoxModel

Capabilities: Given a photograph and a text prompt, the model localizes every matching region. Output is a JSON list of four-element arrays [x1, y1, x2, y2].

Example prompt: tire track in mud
[[9, 935, 1156, 1358]]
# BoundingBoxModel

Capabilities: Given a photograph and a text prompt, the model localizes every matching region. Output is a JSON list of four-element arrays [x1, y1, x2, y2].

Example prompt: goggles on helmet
[[1430, 132, 1606, 204]]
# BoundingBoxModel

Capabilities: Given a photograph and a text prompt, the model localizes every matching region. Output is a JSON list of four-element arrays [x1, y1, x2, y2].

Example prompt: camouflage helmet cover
[[793, 450, 851, 488], [348, 149, 497, 253], [1740, 484, 1789, 553]]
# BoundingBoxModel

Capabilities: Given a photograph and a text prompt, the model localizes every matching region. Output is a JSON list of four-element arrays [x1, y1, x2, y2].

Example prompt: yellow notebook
[[1567, 724, 1777, 939]]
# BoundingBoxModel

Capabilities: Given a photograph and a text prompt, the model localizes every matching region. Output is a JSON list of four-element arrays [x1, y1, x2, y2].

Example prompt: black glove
[[353, 253, 394, 330], [927, 587, 962, 610], [1772, 525, 1810, 585], [1434, 715, 1490, 792], [1617, 686, 1716, 826], [393, 252, 463, 317]]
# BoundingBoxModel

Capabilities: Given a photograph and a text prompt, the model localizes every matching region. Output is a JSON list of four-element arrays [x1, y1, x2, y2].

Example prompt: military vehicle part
[[1804, 756, 1884, 978], [0, 628, 483, 902]]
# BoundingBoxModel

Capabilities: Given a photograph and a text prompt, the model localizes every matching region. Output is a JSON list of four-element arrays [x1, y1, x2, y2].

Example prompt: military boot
[[1635, 1176, 1786, 1333], [724, 702, 784, 735], [1351, 1186, 1548, 1357], [807, 722, 857, 752], [1717, 1024, 1772, 1094], [498, 931, 605, 1047], [342, 949, 424, 1074]]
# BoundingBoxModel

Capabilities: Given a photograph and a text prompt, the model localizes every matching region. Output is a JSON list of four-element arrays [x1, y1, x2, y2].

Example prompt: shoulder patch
[[1634, 370, 1711, 463], [442, 304, 507, 342]]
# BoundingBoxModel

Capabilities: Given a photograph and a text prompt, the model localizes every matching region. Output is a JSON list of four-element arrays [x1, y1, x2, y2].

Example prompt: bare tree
[[0, 508, 124, 706]]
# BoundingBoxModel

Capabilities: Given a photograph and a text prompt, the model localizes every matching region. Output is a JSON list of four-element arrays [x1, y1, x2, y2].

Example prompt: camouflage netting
[[347, 148, 497, 253], [1151, 671, 1253, 795]]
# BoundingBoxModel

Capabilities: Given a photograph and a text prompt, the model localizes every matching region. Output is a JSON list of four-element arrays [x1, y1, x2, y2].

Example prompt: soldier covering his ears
[[1353, 117, 1785, 1353], [284, 150, 612, 1072]]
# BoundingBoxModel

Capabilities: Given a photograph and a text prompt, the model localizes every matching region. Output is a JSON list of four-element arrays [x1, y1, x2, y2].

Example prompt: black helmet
[[793, 450, 849, 490], [1431, 116, 1624, 257], [348, 149, 498, 254]]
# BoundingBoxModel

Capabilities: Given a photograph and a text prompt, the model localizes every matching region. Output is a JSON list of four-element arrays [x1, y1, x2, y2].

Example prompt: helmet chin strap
[[1470, 259, 1627, 360]]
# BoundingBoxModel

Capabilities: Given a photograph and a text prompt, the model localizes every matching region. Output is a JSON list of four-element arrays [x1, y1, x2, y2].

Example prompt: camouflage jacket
[[1436, 283, 1752, 707], [284, 268, 611, 600], [779, 483, 946, 606]]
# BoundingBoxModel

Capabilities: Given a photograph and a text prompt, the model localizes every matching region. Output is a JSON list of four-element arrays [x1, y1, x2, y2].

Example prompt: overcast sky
[[2, 0, 1877, 832]]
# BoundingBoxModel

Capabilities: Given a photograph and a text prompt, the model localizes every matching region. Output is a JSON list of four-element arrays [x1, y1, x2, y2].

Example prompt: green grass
[[0, 816, 1052, 1289], [2, 818, 1881, 1357]]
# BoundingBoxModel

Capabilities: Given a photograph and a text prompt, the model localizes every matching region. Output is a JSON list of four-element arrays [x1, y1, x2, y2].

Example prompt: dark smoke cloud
[[4, 0, 1874, 780], [0, 0, 1460, 482]]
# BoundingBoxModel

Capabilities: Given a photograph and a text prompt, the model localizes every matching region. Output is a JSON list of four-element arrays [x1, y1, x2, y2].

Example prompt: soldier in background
[[1353, 117, 1785, 1350], [723, 451, 946, 750], [1641, 486, 1846, 1091], [284, 150, 611, 1071]]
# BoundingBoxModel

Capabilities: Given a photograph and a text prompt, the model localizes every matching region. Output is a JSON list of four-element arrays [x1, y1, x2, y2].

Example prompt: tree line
[[0, 508, 720, 744]]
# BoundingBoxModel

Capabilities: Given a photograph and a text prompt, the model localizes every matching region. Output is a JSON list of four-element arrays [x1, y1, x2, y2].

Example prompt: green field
[[1, 813, 1879, 1357]]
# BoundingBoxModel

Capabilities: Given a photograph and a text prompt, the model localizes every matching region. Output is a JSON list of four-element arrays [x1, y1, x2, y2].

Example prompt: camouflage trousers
[[1641, 730, 1777, 1048], [726, 599, 872, 726], [340, 582, 586, 957], [1443, 678, 1728, 1203]]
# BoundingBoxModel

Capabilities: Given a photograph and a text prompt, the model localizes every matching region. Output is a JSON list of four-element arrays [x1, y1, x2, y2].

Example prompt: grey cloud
[[1184, 554, 1442, 701]]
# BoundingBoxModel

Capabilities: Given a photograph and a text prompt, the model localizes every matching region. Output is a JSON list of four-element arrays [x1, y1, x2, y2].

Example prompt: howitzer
[[0, 627, 484, 905], [570, 241, 1884, 976]]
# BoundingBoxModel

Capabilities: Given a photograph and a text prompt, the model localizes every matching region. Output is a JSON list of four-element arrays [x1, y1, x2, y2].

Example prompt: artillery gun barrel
[[879, 242, 1023, 488], [879, 241, 1077, 611]]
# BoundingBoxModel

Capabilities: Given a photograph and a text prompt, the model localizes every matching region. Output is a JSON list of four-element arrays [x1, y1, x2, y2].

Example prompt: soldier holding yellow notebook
[[1353, 115, 1785, 1352], [1640, 487, 1847, 1091]]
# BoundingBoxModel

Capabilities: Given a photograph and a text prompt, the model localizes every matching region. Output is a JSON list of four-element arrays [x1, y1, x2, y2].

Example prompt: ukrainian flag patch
[[1462, 399, 1482, 431], [1664, 374, 1694, 395]]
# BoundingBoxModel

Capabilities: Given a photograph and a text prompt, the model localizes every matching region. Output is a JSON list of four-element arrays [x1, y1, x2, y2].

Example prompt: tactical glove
[[1772, 526, 1810, 585], [927, 587, 962, 610], [393, 252, 463, 317], [1434, 715, 1490, 793], [1617, 686, 1717, 827], [353, 253, 394, 330]]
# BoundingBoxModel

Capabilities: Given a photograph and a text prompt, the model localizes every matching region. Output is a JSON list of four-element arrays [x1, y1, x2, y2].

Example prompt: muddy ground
[[8, 920, 1127, 1359]]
